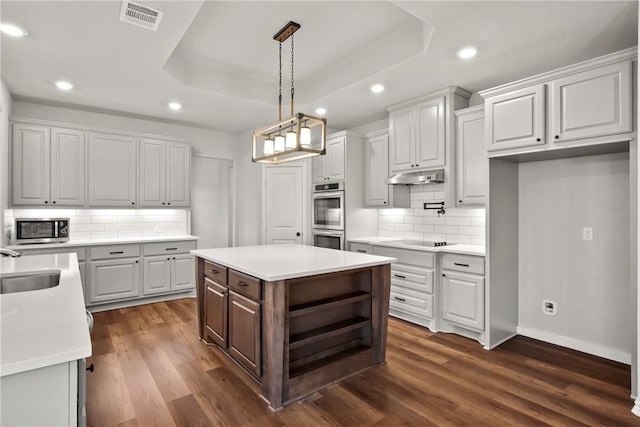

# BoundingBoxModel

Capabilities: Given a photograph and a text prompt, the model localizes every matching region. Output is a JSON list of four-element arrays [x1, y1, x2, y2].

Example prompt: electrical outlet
[[542, 300, 557, 315], [582, 227, 593, 241]]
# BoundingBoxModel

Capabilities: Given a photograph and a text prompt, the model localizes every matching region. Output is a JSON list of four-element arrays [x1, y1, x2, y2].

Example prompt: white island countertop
[[191, 244, 396, 282], [1, 253, 91, 377]]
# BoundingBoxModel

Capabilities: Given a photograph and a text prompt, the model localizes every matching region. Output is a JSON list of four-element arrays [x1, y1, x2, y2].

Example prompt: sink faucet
[[0, 248, 21, 257]]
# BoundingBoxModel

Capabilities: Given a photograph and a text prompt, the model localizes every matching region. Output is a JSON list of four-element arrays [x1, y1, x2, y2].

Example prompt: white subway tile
[[404, 216, 424, 224], [143, 215, 166, 223], [446, 234, 471, 244], [91, 216, 117, 224], [414, 224, 435, 233], [104, 223, 131, 231], [445, 208, 458, 217], [379, 223, 395, 231], [470, 236, 485, 246], [433, 192, 445, 201], [424, 233, 446, 241], [165, 229, 186, 236], [77, 223, 105, 232], [90, 231, 118, 239], [465, 208, 486, 217], [394, 223, 414, 232], [72, 216, 91, 224], [72, 232, 91, 240], [118, 215, 143, 223], [435, 225, 458, 234], [84, 210, 106, 216], [458, 226, 485, 236], [423, 216, 446, 225], [470, 217, 486, 227], [403, 231, 423, 241], [118, 230, 143, 238], [143, 229, 165, 237], [446, 216, 471, 226]]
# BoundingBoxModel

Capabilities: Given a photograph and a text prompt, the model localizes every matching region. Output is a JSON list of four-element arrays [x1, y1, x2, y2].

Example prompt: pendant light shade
[[252, 21, 326, 164]]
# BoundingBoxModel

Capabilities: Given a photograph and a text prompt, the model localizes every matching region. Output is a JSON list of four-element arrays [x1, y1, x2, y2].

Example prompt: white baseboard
[[516, 326, 631, 365]]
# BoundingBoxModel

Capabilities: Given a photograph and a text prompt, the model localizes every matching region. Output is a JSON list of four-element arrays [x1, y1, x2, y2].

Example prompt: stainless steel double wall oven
[[312, 181, 345, 250]]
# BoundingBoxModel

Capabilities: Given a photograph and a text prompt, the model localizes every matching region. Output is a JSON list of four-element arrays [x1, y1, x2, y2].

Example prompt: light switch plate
[[583, 227, 593, 241]]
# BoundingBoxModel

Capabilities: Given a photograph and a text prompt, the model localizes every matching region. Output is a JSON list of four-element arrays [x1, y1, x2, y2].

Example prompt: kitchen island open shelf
[[192, 244, 394, 410]]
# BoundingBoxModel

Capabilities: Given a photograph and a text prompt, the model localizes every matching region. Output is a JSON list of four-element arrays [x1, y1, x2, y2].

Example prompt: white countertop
[[1, 253, 92, 377], [8, 235, 199, 251], [349, 237, 485, 256], [192, 244, 396, 282]]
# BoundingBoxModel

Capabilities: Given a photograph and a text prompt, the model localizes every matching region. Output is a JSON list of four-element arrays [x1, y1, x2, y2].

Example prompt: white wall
[[518, 153, 631, 363], [0, 80, 13, 246], [233, 130, 264, 246], [11, 101, 237, 159]]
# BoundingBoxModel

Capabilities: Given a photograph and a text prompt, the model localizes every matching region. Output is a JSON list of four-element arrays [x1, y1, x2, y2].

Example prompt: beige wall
[[518, 152, 631, 363], [0, 80, 13, 246]]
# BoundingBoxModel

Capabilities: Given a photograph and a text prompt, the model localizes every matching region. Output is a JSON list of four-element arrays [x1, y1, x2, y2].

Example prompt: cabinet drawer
[[441, 253, 485, 275], [228, 269, 261, 301], [90, 244, 140, 260], [391, 264, 433, 294], [204, 260, 227, 285], [143, 240, 196, 256], [349, 242, 372, 254], [373, 246, 435, 267], [390, 290, 433, 319]]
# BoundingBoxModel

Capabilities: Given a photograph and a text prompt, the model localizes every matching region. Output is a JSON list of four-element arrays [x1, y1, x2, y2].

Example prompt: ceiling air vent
[[119, 1, 163, 31]]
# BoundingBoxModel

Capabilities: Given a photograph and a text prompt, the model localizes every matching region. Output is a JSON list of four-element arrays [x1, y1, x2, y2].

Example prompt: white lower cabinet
[[440, 253, 485, 333], [143, 253, 194, 295], [89, 257, 141, 303]]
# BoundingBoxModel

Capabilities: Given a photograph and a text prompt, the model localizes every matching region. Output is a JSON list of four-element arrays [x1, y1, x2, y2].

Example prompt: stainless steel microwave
[[15, 218, 70, 244]]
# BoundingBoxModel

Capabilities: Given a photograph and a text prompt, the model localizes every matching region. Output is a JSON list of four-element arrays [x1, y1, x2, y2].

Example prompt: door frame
[[261, 161, 309, 245]]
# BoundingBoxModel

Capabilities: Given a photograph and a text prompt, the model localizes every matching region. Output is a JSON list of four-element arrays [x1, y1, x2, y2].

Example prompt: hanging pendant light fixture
[[252, 21, 327, 164]]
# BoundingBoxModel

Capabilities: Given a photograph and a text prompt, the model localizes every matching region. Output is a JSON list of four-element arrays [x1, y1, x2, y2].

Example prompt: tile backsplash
[[378, 184, 485, 245], [4, 209, 189, 242]]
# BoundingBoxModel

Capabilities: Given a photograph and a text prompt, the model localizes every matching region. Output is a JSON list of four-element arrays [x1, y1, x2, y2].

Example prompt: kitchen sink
[[0, 270, 61, 294]]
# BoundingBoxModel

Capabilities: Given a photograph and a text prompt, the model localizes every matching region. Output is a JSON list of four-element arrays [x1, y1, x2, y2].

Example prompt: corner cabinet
[[312, 134, 345, 183], [139, 139, 190, 207], [88, 132, 138, 207], [482, 50, 634, 156], [455, 106, 486, 206], [12, 124, 85, 206]]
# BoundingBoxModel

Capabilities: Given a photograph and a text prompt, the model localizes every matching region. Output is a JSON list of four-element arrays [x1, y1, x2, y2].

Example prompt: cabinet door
[[142, 255, 171, 295], [550, 61, 632, 143], [364, 133, 389, 207], [389, 107, 415, 172], [165, 142, 191, 206], [51, 128, 85, 206], [326, 136, 345, 181], [312, 148, 327, 183], [415, 96, 446, 169], [486, 84, 546, 152], [139, 139, 166, 207], [204, 277, 228, 348], [228, 291, 261, 378], [456, 110, 486, 206], [88, 132, 137, 206], [171, 254, 194, 291], [12, 124, 50, 205], [89, 258, 140, 303], [441, 271, 484, 331]]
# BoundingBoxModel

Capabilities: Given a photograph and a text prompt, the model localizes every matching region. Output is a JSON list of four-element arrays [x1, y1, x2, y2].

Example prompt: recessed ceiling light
[[168, 102, 182, 111], [0, 23, 27, 37], [315, 107, 326, 115], [370, 84, 385, 94], [55, 81, 73, 91], [457, 46, 478, 59]]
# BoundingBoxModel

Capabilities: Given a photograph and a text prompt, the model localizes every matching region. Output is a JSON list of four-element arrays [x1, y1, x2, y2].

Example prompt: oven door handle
[[312, 191, 344, 199], [313, 230, 344, 237]]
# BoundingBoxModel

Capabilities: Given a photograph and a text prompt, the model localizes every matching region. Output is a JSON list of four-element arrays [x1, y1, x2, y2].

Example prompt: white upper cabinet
[[88, 132, 137, 207], [455, 107, 486, 206], [140, 139, 190, 206], [485, 85, 546, 152], [12, 124, 84, 206], [389, 96, 446, 172], [364, 131, 390, 207], [313, 134, 345, 183], [51, 128, 85, 206], [482, 50, 634, 157], [550, 61, 632, 143]]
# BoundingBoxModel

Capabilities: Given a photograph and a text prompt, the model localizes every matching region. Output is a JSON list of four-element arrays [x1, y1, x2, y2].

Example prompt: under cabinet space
[[288, 291, 370, 318]]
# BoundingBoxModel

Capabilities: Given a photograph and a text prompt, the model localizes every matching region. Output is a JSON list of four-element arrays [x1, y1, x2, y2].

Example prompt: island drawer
[[441, 254, 485, 275], [373, 246, 435, 268], [228, 269, 261, 301], [204, 260, 227, 285], [143, 240, 196, 256], [90, 244, 140, 260]]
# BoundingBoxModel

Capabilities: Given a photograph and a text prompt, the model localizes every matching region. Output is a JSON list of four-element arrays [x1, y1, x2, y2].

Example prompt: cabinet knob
[[44, 201, 48, 204], [86, 364, 94, 373], [131, 202, 135, 205], [135, 260, 139, 263], [459, 200, 463, 203], [383, 201, 387, 204], [442, 273, 446, 277], [167, 258, 170, 260], [52, 201, 56, 204], [536, 138, 541, 142], [555, 135, 560, 139], [296, 232, 301, 236], [167, 203, 171, 205], [173, 257, 176, 260], [162, 202, 165, 205]]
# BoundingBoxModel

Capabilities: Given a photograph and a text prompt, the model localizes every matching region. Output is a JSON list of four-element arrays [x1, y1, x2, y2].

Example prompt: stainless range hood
[[386, 169, 444, 185]]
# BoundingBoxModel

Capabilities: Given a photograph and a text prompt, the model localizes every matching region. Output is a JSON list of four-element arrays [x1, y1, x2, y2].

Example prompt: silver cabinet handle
[[394, 296, 406, 302], [393, 274, 406, 279]]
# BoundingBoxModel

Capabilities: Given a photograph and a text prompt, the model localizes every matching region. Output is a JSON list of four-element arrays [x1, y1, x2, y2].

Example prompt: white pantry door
[[264, 165, 304, 244]]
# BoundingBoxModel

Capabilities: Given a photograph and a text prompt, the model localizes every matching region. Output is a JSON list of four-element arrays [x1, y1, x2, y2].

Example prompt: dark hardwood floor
[[87, 298, 638, 426]]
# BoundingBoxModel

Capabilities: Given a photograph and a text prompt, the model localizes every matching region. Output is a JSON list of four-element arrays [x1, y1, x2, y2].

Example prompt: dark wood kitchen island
[[191, 244, 395, 410]]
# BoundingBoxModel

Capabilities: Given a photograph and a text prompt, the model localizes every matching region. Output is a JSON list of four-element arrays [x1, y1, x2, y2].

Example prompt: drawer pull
[[165, 247, 178, 251], [235, 280, 248, 287], [356, 249, 367, 253], [209, 269, 219, 274], [393, 274, 406, 279], [394, 296, 406, 302], [109, 251, 124, 255], [453, 262, 469, 267]]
